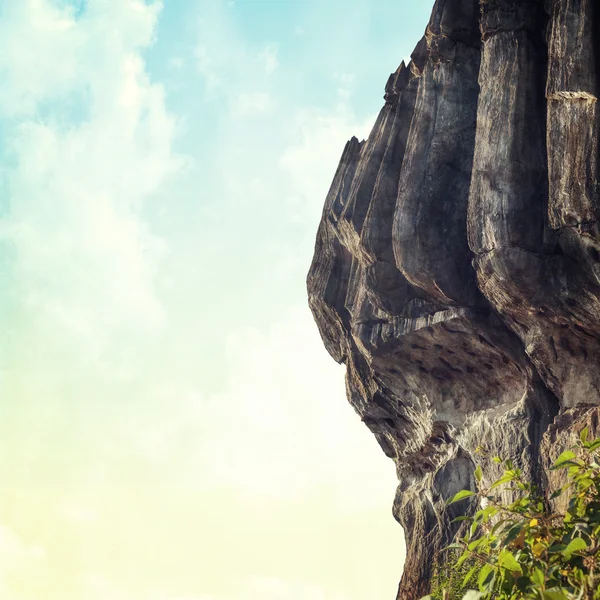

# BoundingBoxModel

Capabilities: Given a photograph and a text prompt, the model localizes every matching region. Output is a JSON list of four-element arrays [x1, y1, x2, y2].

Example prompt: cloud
[[0, 0, 183, 363], [196, 43, 221, 92], [195, 4, 279, 115], [0, 0, 161, 117], [0, 526, 45, 596], [200, 305, 395, 507], [85, 304, 394, 511], [192, 0, 376, 230], [279, 107, 375, 219], [232, 92, 276, 116], [259, 45, 278, 74], [333, 71, 356, 100]]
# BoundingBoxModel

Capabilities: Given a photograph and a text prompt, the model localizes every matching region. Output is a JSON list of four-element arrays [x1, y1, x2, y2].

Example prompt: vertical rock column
[[307, 138, 363, 363], [546, 0, 600, 235], [468, 0, 548, 260], [337, 64, 411, 259], [393, 0, 481, 307], [467, 0, 550, 332], [360, 62, 420, 316]]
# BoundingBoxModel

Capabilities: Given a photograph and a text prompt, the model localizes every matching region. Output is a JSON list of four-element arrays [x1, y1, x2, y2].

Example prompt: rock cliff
[[306, 1, 600, 598]]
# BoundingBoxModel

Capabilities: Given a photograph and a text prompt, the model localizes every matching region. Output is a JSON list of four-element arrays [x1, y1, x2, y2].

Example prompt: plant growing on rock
[[420, 429, 600, 600]]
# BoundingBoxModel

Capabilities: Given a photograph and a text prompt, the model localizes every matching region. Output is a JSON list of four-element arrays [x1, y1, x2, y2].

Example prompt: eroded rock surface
[[307, 1, 600, 597]]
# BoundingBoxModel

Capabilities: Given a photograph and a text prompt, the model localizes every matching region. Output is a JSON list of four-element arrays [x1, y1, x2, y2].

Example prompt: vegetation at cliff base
[[421, 429, 600, 600]]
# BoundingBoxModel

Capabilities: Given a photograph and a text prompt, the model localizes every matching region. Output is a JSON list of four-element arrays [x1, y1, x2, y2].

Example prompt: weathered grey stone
[[306, 0, 600, 597], [546, 0, 600, 230], [393, 0, 481, 307]]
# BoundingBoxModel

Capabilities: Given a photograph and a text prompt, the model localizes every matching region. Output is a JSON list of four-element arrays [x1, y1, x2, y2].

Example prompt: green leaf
[[462, 564, 479, 587], [469, 520, 479, 540], [455, 552, 470, 568], [542, 588, 569, 600], [532, 541, 546, 557], [444, 543, 464, 550], [531, 567, 545, 587], [448, 490, 476, 505], [477, 563, 495, 592], [588, 439, 600, 451], [541, 590, 569, 600], [553, 450, 577, 468], [492, 456, 502, 464], [451, 516, 473, 524], [490, 473, 515, 490], [474, 464, 483, 483], [502, 523, 524, 545], [563, 537, 588, 557], [467, 538, 484, 552], [550, 488, 563, 500], [481, 505, 498, 524], [497, 549, 522, 573], [580, 426, 589, 444], [490, 518, 511, 536]]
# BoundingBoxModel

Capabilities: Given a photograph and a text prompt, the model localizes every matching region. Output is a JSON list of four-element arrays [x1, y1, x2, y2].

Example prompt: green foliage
[[422, 428, 600, 600], [428, 549, 479, 600]]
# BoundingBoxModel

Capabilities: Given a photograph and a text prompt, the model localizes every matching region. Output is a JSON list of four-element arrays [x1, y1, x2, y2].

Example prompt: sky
[[0, 1, 432, 599]]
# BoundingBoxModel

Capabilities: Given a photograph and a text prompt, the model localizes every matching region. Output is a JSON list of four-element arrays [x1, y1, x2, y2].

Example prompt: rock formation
[[306, 1, 600, 598]]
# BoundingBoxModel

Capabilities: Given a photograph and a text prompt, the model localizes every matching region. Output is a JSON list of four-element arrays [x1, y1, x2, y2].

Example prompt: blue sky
[[0, 1, 431, 598]]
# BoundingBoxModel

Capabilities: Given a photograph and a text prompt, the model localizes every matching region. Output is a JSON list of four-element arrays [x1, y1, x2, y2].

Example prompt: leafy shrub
[[420, 428, 600, 600]]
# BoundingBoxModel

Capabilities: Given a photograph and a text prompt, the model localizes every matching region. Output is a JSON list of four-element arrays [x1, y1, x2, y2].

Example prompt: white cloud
[[232, 92, 276, 116], [196, 43, 221, 92], [193, 2, 375, 224], [333, 72, 356, 100], [0, 0, 161, 117], [280, 108, 375, 218], [200, 305, 395, 507], [259, 45, 279, 74], [0, 0, 183, 362], [0, 526, 45, 595], [195, 5, 279, 116]]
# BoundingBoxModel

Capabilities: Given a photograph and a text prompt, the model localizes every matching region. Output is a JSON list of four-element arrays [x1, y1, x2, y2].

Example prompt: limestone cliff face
[[307, 1, 600, 598]]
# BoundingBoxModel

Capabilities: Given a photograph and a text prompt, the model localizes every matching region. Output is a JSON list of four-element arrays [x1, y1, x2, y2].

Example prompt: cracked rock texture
[[307, 0, 600, 598]]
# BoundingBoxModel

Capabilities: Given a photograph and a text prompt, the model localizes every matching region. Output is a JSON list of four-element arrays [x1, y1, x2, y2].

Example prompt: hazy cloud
[[0, 0, 183, 364]]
